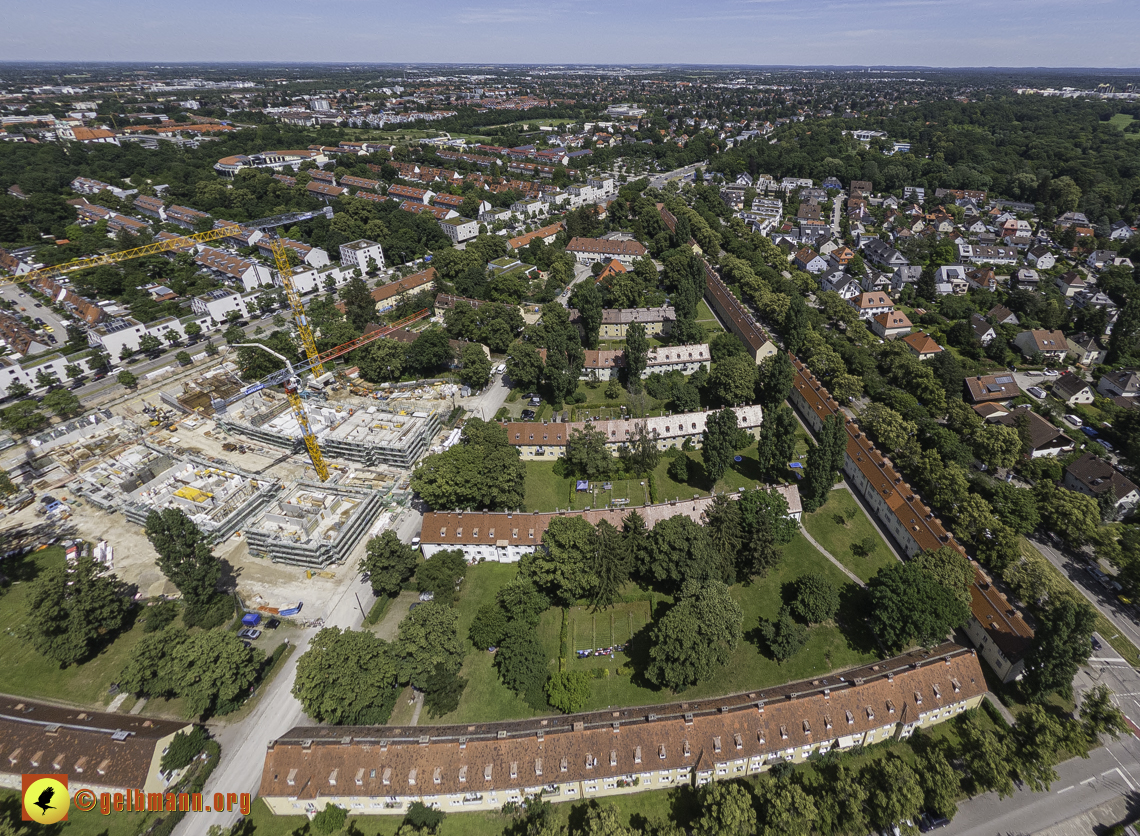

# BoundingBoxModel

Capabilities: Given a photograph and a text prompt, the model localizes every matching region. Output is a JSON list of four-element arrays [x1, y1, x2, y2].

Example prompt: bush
[[405, 801, 445, 833], [160, 726, 207, 771], [545, 670, 591, 713], [312, 804, 348, 835], [183, 593, 234, 630], [143, 602, 178, 633], [667, 454, 690, 484]]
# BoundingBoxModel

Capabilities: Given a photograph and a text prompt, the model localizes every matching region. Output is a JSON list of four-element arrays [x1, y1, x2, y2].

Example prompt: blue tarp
[[241, 612, 262, 626], [789, 462, 803, 469]]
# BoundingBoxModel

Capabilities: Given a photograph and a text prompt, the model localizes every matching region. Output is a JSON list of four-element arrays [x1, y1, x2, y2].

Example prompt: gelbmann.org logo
[[22, 774, 70, 825]]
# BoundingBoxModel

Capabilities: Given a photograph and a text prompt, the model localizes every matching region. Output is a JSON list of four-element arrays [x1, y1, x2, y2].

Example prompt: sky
[[2, 0, 1140, 68]]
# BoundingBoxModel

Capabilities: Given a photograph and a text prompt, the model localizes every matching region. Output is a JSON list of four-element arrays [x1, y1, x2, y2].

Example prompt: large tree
[[495, 621, 549, 707], [756, 351, 795, 410], [360, 530, 419, 598], [404, 327, 453, 376], [791, 572, 840, 624], [645, 514, 730, 592], [702, 407, 741, 484], [646, 580, 742, 691], [591, 520, 631, 610], [693, 781, 757, 836], [867, 562, 971, 651], [293, 627, 400, 725], [862, 755, 925, 832], [566, 424, 614, 480], [802, 413, 847, 512], [708, 354, 759, 406], [755, 404, 798, 480], [144, 508, 222, 611], [1022, 597, 1097, 701], [525, 515, 597, 605], [178, 628, 263, 717], [24, 555, 131, 667], [393, 602, 465, 690], [505, 340, 545, 392], [411, 419, 525, 510], [458, 343, 492, 389], [624, 321, 649, 383], [570, 281, 603, 349], [761, 605, 809, 663]]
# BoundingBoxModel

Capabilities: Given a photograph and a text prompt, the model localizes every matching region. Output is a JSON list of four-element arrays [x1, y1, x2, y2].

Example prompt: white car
[[1043, 369, 1059, 376], [1064, 414, 1083, 427]]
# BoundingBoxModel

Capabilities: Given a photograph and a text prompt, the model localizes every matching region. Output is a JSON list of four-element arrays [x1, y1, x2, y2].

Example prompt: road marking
[[1081, 776, 1097, 785], [1090, 657, 1129, 664], [1057, 785, 1074, 794], [1104, 767, 1136, 791]]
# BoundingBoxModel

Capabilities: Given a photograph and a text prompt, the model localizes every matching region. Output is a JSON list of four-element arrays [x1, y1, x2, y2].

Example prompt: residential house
[[870, 310, 912, 339], [339, 240, 386, 272], [1066, 333, 1106, 366], [589, 307, 675, 339], [583, 344, 711, 382], [849, 292, 894, 321], [1063, 453, 1140, 520], [1055, 272, 1087, 298], [509, 222, 563, 250], [1051, 374, 1095, 406], [505, 406, 763, 461], [190, 288, 250, 326], [566, 237, 649, 268], [965, 267, 998, 292], [87, 317, 149, 358], [862, 239, 909, 269], [0, 695, 194, 795], [970, 314, 997, 346], [387, 185, 435, 204], [934, 265, 969, 295], [985, 406, 1074, 458], [901, 331, 943, 360], [1109, 220, 1135, 241], [194, 246, 274, 291], [1087, 251, 1117, 271], [793, 248, 828, 274], [1014, 329, 1069, 361], [133, 194, 166, 220], [371, 268, 437, 313], [890, 265, 922, 293], [438, 216, 479, 244], [988, 305, 1019, 326], [965, 373, 1021, 404], [1026, 245, 1056, 270], [165, 204, 211, 230], [257, 238, 330, 269], [1098, 370, 1140, 399]]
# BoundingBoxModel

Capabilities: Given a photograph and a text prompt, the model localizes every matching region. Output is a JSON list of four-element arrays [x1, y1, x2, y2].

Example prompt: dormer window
[[713, 737, 722, 753], [824, 716, 832, 730], [635, 746, 642, 764], [779, 725, 788, 739], [659, 745, 666, 760], [845, 711, 854, 725], [734, 733, 743, 750], [932, 684, 942, 699], [914, 691, 923, 705], [561, 758, 568, 772], [459, 766, 467, 783], [866, 707, 875, 720], [887, 700, 895, 714]]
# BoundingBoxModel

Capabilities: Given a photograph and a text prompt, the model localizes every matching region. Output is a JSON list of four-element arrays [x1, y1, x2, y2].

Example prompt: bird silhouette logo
[[22, 775, 69, 824]]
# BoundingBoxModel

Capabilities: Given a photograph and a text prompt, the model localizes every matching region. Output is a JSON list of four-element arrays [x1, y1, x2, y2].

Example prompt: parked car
[[419, 591, 435, 602], [1092, 636, 1103, 651], [411, 536, 421, 547], [1082, 426, 1100, 438], [1043, 368, 1059, 376], [520, 409, 536, 420], [1063, 414, 1083, 427], [265, 618, 280, 630], [1027, 386, 1046, 398], [919, 813, 950, 832], [1096, 438, 1115, 452], [238, 627, 262, 640]]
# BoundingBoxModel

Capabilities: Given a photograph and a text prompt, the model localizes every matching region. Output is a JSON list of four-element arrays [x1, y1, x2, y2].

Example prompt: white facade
[[87, 317, 148, 358], [190, 289, 250, 326], [438, 217, 479, 244], [339, 240, 386, 272]]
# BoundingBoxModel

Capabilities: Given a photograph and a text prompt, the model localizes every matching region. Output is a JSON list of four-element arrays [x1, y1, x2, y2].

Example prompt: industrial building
[[216, 392, 442, 469], [244, 481, 385, 568]]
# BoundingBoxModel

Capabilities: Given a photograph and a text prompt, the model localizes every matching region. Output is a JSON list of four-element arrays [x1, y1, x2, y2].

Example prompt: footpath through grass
[[802, 489, 898, 583]]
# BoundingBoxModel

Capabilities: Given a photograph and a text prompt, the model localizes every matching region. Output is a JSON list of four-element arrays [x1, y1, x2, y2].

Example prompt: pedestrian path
[[798, 526, 865, 588]]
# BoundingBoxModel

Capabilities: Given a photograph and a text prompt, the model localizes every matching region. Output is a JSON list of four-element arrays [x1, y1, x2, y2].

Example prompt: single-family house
[[1064, 453, 1140, 520], [988, 305, 1019, 326], [1014, 329, 1069, 361], [871, 310, 913, 340], [793, 248, 828, 273], [1051, 373, 1095, 406], [1012, 268, 1040, 289], [849, 292, 894, 321], [1098, 370, 1140, 399], [965, 373, 1020, 404], [970, 314, 997, 346], [1066, 333, 1105, 367], [985, 406, 1074, 458], [1027, 245, 1056, 270], [1055, 272, 1087, 298], [901, 331, 943, 360]]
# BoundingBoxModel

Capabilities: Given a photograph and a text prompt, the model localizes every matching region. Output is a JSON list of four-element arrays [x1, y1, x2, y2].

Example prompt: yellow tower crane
[[8, 221, 332, 479]]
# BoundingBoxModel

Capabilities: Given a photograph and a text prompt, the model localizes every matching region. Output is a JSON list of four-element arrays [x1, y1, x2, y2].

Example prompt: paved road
[[177, 509, 425, 836], [945, 731, 1140, 836], [557, 263, 595, 307], [648, 161, 708, 190], [830, 193, 844, 234], [0, 283, 69, 345], [1027, 534, 1140, 649]]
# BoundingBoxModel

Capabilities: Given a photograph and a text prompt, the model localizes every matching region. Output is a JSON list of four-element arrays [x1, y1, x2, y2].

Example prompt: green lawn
[[424, 562, 551, 726], [0, 789, 153, 836], [802, 490, 898, 583], [524, 461, 573, 512], [0, 547, 162, 709], [1108, 113, 1140, 138]]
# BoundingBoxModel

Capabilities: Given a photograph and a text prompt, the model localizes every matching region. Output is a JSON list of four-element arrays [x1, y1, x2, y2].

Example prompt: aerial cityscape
[[2, 25, 1140, 836]]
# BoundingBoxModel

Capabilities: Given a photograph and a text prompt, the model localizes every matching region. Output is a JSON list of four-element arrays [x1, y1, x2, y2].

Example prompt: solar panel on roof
[[995, 376, 1014, 384]]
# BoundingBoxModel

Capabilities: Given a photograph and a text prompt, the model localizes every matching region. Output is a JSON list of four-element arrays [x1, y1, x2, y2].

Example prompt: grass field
[[802, 489, 898, 583], [0, 547, 159, 709], [1108, 113, 1139, 138], [425, 562, 552, 726], [0, 789, 154, 836], [566, 600, 652, 654]]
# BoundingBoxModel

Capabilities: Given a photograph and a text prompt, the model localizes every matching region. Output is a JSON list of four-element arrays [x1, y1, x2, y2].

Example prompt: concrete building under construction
[[244, 481, 385, 568], [215, 391, 442, 469], [73, 441, 281, 541]]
